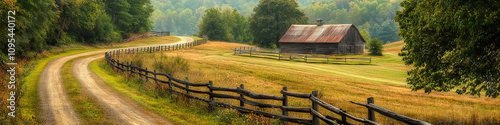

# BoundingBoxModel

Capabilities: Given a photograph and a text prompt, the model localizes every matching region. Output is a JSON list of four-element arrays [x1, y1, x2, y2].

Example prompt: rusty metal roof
[[279, 24, 353, 43]]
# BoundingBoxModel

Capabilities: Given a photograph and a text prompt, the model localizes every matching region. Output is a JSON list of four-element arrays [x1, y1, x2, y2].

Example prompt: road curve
[[39, 36, 193, 125]]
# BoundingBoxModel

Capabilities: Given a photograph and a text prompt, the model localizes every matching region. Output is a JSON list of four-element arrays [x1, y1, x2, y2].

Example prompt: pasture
[[108, 40, 500, 124]]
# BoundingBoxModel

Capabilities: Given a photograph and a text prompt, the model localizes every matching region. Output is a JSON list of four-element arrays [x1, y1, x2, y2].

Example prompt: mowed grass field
[[111, 40, 500, 124]]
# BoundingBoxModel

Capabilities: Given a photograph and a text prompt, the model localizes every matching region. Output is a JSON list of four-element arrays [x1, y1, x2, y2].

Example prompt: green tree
[[231, 9, 253, 43], [249, 0, 308, 48], [368, 38, 383, 56], [0, 0, 59, 57], [396, 0, 500, 97], [105, 0, 132, 35], [359, 29, 372, 48], [127, 0, 154, 33], [198, 8, 228, 41], [62, 0, 119, 43]]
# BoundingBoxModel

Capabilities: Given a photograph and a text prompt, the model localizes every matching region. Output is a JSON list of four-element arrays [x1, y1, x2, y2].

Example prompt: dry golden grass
[[118, 36, 181, 47], [383, 40, 405, 53], [115, 41, 500, 124]]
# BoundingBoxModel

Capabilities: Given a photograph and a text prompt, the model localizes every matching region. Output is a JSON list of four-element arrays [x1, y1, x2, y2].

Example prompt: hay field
[[113, 40, 500, 124]]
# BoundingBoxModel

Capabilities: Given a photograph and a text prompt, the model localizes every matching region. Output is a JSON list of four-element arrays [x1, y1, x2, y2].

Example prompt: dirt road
[[39, 36, 193, 125]]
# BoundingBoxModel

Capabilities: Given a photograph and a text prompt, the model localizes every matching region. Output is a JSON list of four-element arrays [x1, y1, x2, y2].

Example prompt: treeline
[[150, 0, 258, 36], [197, 0, 308, 48], [0, 0, 153, 58], [151, 0, 403, 44], [197, 7, 252, 43], [303, 0, 403, 43]]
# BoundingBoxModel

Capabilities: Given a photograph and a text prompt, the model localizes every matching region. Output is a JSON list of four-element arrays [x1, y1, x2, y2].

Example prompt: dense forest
[[151, 0, 402, 44], [0, 0, 153, 58]]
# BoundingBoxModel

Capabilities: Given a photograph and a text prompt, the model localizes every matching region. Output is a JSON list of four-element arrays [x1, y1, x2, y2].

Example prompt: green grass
[[62, 57, 110, 124]]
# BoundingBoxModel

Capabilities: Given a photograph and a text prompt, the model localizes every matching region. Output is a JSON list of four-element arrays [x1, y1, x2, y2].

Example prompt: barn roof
[[279, 24, 361, 43]]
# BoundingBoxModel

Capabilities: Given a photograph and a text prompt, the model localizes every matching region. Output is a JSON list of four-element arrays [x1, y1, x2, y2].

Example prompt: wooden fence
[[104, 40, 429, 125], [234, 47, 372, 64]]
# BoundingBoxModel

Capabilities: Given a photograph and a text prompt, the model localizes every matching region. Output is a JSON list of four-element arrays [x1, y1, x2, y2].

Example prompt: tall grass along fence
[[104, 40, 429, 125], [234, 47, 372, 64], [123, 31, 171, 43]]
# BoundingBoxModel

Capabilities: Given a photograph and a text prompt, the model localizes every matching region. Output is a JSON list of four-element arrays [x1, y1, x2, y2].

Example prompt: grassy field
[[111, 40, 500, 124]]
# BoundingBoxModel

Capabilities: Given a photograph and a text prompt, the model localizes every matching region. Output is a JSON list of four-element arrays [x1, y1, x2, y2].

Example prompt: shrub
[[368, 38, 383, 56], [153, 54, 190, 75], [131, 53, 144, 67]]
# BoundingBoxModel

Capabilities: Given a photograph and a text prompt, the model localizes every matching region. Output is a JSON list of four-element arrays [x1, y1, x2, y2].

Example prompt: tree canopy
[[303, 0, 403, 44], [396, 0, 500, 97], [0, 0, 154, 58], [249, 0, 308, 48], [151, 0, 405, 44], [198, 7, 252, 43]]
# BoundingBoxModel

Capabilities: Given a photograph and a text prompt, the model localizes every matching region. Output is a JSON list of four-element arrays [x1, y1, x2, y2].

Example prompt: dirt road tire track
[[73, 55, 172, 125], [39, 36, 193, 124]]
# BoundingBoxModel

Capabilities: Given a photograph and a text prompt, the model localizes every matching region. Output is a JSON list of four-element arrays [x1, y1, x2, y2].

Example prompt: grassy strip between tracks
[[62, 57, 110, 124]]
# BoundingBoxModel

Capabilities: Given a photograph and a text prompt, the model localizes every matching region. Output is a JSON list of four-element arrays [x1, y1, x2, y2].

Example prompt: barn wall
[[280, 43, 339, 54], [279, 25, 366, 55], [338, 26, 365, 55]]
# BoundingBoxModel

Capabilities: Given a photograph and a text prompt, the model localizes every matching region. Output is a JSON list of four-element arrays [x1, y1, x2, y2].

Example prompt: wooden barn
[[279, 20, 366, 55]]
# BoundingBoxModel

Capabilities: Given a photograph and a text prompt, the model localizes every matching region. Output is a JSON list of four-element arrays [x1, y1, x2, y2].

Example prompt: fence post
[[312, 90, 319, 125], [130, 62, 134, 77], [345, 57, 347, 63], [145, 67, 148, 82], [327, 56, 329, 63], [279, 53, 281, 60], [117, 60, 121, 73], [341, 109, 347, 124], [282, 87, 288, 125], [139, 65, 143, 80], [111, 59, 115, 71], [154, 70, 158, 91], [368, 97, 375, 122], [208, 81, 214, 111], [126, 62, 130, 77], [239, 84, 245, 107], [305, 55, 308, 62], [370, 57, 372, 63], [185, 77, 190, 104], [250, 49, 252, 56], [234, 48, 237, 55], [168, 74, 173, 90]]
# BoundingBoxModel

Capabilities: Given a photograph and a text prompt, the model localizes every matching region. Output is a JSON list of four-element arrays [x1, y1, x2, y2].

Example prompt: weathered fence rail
[[234, 46, 372, 64], [104, 40, 429, 125]]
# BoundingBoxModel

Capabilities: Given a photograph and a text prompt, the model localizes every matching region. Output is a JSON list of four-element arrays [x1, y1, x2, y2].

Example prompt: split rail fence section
[[104, 40, 429, 125], [234, 47, 372, 64]]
